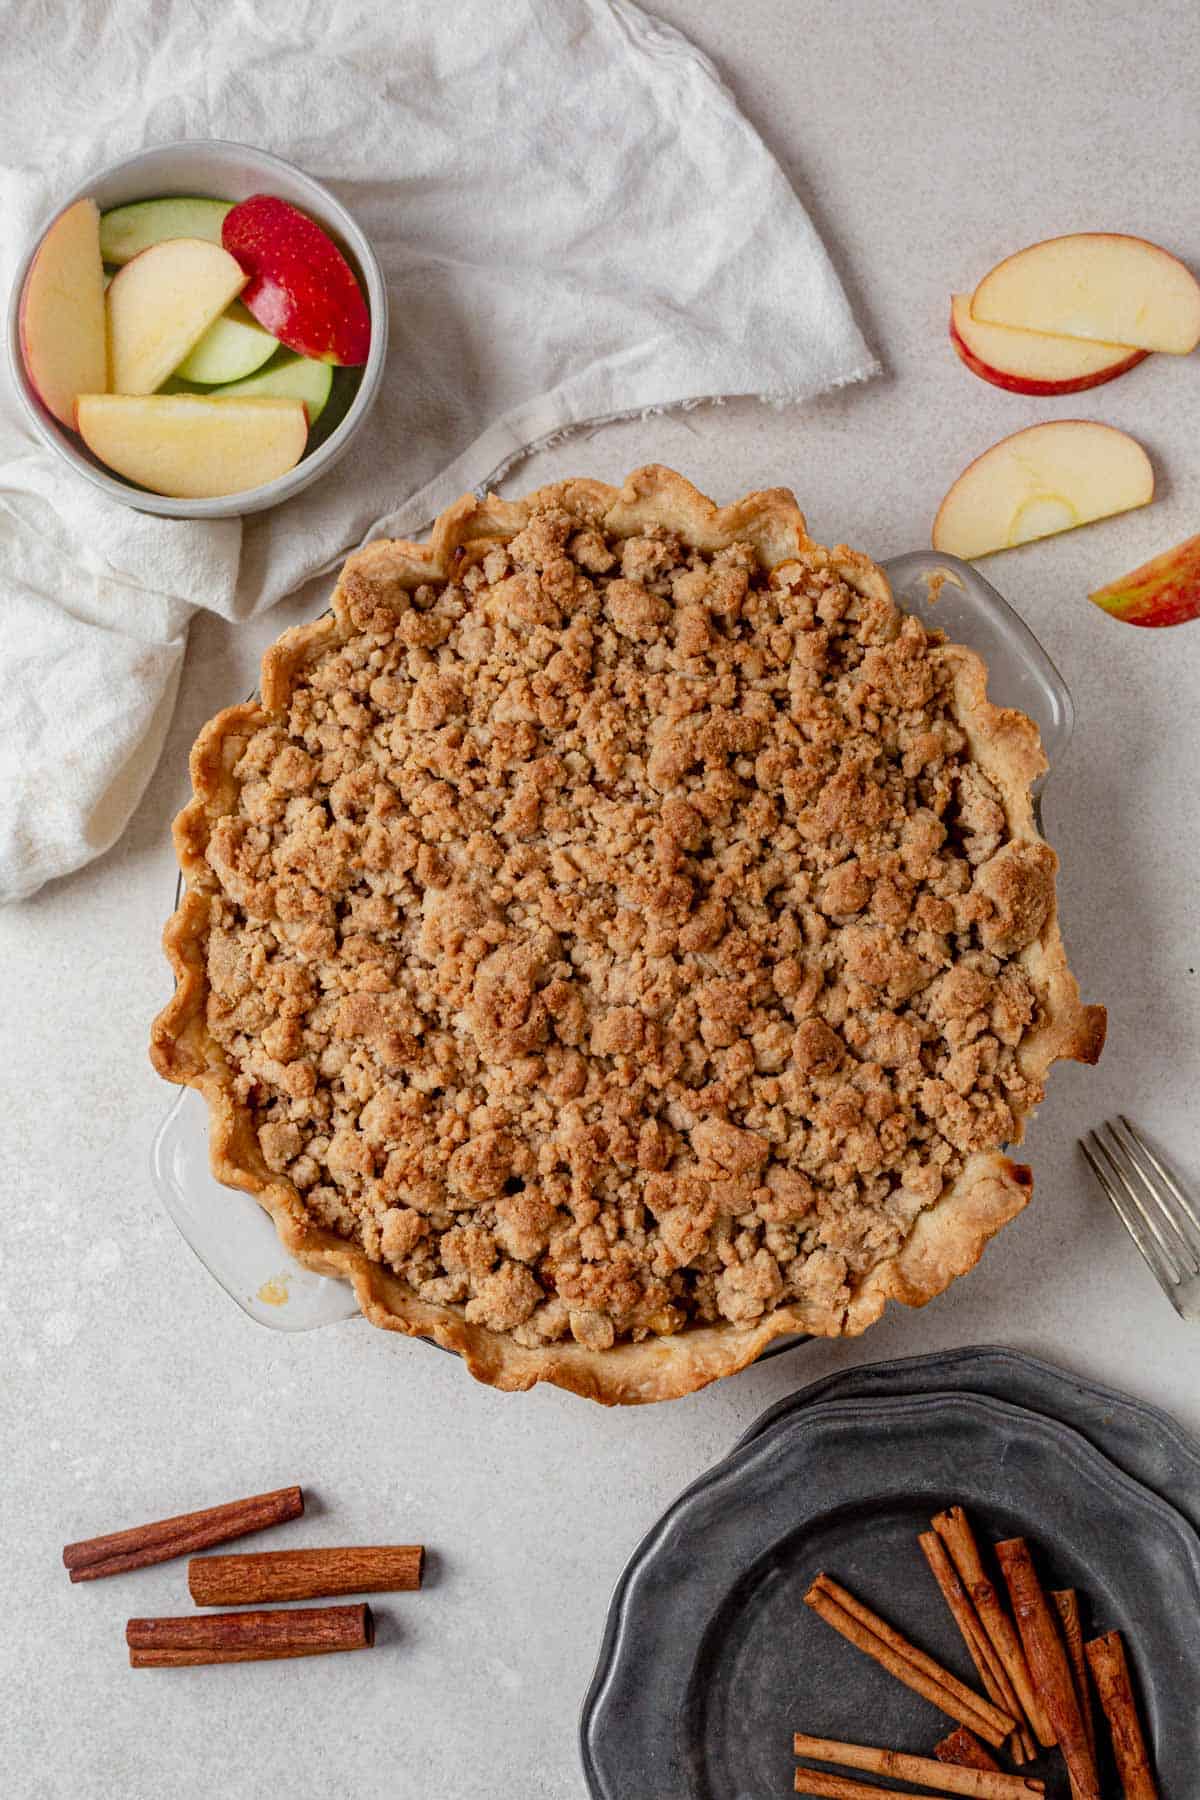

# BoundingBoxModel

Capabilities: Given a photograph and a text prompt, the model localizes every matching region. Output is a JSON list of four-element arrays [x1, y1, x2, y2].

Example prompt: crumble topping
[[201, 503, 1056, 1349]]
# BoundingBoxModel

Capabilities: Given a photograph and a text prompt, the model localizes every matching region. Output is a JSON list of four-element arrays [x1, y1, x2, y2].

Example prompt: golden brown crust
[[151, 465, 1103, 1404]]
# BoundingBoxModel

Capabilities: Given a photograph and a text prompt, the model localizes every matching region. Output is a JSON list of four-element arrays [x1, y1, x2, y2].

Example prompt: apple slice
[[99, 197, 232, 265], [949, 294, 1146, 395], [223, 195, 370, 365], [107, 238, 247, 395], [1090, 533, 1200, 628], [19, 197, 107, 427], [172, 300, 278, 384], [972, 233, 1200, 354], [75, 394, 307, 499], [932, 421, 1154, 559], [205, 351, 334, 422]]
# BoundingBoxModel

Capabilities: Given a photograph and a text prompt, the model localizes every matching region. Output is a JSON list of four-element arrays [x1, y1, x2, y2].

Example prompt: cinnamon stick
[[813, 1576, 1015, 1742], [794, 1775, 955, 1800], [994, 1539, 1100, 1800], [64, 1485, 303, 1582], [1052, 1591, 1095, 1759], [791, 1733, 1043, 1797], [126, 1602, 373, 1667], [919, 1531, 1034, 1763], [188, 1545, 423, 1607], [935, 1728, 1004, 1773], [803, 1577, 1014, 1747], [932, 1508, 1054, 1748], [1085, 1631, 1159, 1800]]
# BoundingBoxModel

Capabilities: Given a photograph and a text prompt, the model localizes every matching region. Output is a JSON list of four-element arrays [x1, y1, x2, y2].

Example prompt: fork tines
[[1081, 1116, 1200, 1322]]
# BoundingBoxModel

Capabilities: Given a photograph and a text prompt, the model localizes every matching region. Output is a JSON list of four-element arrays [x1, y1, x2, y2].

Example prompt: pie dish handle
[[150, 1087, 362, 1331], [882, 551, 1074, 793]]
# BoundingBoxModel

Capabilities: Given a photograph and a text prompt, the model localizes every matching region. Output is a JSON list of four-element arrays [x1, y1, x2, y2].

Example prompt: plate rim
[[731, 1343, 1200, 1492], [579, 1383, 1200, 1799]]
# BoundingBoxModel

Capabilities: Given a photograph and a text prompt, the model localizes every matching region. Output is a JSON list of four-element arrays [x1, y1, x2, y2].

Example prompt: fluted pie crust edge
[[151, 466, 1105, 1404]]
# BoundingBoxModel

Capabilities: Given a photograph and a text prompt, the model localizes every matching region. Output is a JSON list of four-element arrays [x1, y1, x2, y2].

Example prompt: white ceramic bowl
[[5, 139, 388, 519]]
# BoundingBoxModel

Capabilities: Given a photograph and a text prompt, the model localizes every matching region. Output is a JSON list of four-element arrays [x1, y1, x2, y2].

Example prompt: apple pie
[[151, 466, 1104, 1403]]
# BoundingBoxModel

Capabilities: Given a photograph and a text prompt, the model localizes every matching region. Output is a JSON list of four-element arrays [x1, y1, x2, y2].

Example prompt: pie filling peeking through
[[152, 466, 1104, 1403]]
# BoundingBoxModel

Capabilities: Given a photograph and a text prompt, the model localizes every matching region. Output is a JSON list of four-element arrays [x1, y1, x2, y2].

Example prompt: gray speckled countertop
[[4, 3, 1199, 1795]]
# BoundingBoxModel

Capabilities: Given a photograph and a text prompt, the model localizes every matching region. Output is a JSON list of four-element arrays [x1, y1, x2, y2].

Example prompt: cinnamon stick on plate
[[64, 1486, 303, 1582], [919, 1531, 1035, 1763], [931, 1508, 1054, 1748], [1052, 1591, 1096, 1758], [794, 1776, 930, 1800], [126, 1603, 373, 1668], [803, 1575, 1015, 1747], [935, 1728, 1005, 1773], [1085, 1630, 1160, 1800], [188, 1545, 424, 1607], [793, 1775, 1016, 1800], [994, 1539, 1100, 1800], [791, 1733, 1044, 1797]]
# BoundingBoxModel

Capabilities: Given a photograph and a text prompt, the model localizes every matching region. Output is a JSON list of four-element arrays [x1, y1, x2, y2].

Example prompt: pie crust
[[151, 466, 1105, 1404]]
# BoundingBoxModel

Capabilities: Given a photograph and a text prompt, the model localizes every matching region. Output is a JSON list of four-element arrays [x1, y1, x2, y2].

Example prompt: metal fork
[[1081, 1117, 1200, 1323]]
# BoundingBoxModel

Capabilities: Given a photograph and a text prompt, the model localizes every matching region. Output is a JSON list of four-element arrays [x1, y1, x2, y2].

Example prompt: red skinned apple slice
[[20, 197, 108, 427], [222, 196, 370, 366], [75, 393, 307, 498], [949, 294, 1146, 395], [972, 233, 1200, 354], [1090, 533, 1200, 627], [932, 421, 1154, 559], [107, 238, 247, 395]]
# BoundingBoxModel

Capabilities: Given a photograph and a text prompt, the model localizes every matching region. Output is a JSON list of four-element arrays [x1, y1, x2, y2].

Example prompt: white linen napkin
[[0, 0, 877, 903]]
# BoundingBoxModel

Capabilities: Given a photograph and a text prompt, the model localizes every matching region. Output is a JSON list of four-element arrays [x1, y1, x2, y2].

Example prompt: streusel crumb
[[202, 504, 1056, 1347]]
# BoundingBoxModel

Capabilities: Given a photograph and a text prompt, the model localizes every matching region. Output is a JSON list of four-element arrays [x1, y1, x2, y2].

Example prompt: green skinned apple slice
[[203, 351, 333, 423], [172, 300, 278, 384], [99, 197, 232, 265]]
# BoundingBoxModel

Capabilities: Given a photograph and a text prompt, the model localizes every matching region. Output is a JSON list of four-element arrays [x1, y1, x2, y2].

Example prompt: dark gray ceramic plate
[[580, 1390, 1200, 1800], [732, 1344, 1200, 1535]]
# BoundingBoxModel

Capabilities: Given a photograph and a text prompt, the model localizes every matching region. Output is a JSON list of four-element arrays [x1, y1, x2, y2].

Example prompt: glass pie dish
[[150, 550, 1074, 1336]]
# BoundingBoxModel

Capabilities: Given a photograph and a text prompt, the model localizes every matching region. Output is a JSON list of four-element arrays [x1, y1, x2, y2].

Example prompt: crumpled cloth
[[0, 0, 877, 902]]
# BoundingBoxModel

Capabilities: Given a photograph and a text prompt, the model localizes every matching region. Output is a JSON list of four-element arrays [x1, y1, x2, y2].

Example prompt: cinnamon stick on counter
[[126, 1602, 373, 1668], [791, 1733, 1044, 1797], [994, 1539, 1100, 1800], [1085, 1630, 1160, 1800], [919, 1531, 1035, 1763], [189, 1545, 423, 1607], [932, 1509, 1054, 1748], [1052, 1591, 1096, 1759], [935, 1728, 1005, 1773], [64, 1485, 303, 1583], [803, 1575, 1015, 1747]]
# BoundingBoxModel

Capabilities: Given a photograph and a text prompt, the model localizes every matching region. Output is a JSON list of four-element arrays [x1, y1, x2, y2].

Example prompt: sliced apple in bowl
[[107, 238, 247, 396], [1090, 533, 1200, 628], [948, 294, 1146, 395], [75, 394, 307, 499], [99, 197, 232, 265], [172, 300, 278, 385], [223, 195, 370, 365], [932, 421, 1154, 559], [207, 351, 334, 423], [971, 233, 1200, 354], [19, 197, 108, 428]]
